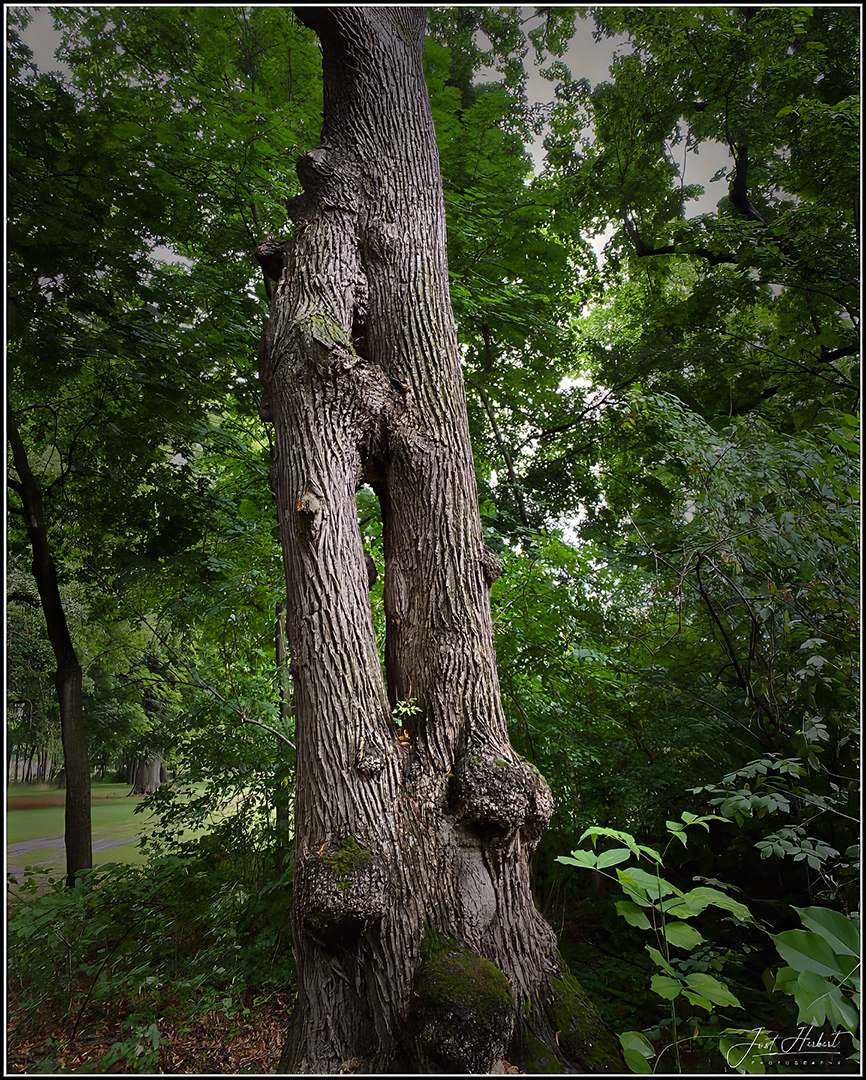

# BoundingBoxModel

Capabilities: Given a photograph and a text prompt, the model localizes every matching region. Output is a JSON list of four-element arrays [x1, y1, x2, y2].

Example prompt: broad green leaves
[[560, 824, 859, 1072], [771, 906, 860, 1035]]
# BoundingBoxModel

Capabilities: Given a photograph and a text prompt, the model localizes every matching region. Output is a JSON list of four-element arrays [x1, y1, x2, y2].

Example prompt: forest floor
[[6, 989, 293, 1074], [7, 995, 523, 1074]]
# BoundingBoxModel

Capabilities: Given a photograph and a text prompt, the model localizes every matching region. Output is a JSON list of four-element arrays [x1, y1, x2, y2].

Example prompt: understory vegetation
[[7, 5, 859, 1074]]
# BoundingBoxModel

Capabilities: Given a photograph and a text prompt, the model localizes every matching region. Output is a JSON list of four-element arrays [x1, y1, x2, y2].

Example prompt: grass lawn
[[6, 780, 221, 880]]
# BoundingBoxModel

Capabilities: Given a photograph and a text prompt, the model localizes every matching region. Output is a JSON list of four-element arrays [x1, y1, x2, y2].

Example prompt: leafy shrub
[[558, 818, 860, 1073], [7, 850, 295, 1071]]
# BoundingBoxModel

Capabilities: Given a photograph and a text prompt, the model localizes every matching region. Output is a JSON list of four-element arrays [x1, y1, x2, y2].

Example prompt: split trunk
[[260, 8, 618, 1073]]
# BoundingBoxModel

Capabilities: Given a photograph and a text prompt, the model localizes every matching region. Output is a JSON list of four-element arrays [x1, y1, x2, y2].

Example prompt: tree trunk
[[7, 409, 91, 886], [263, 8, 619, 1074], [25, 745, 36, 782], [130, 754, 163, 796], [274, 602, 293, 869]]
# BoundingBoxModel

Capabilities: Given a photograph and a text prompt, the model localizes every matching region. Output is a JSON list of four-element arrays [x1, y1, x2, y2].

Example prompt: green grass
[[7, 785, 153, 842], [7, 781, 155, 876], [6, 780, 217, 879]]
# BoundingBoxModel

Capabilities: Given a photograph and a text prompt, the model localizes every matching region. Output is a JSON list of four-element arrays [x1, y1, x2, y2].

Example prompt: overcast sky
[[17, 5, 731, 220]]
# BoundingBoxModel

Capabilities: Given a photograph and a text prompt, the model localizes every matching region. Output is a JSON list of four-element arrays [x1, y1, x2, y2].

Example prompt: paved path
[[8, 834, 142, 858]]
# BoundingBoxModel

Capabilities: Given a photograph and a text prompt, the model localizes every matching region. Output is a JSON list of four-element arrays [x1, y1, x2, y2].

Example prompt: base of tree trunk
[[277, 942, 620, 1074]]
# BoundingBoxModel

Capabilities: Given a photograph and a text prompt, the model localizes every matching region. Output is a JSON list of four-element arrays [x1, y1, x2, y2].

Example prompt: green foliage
[[491, 531, 731, 851], [558, 819, 859, 1073], [7, 4, 308, 797], [391, 697, 422, 721], [772, 906, 860, 1035], [7, 851, 294, 1070], [559, 819, 758, 1071]]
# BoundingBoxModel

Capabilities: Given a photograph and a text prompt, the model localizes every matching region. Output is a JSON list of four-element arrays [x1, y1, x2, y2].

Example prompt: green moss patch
[[409, 930, 514, 1072], [321, 835, 375, 889], [522, 1024, 562, 1073], [551, 966, 622, 1072]]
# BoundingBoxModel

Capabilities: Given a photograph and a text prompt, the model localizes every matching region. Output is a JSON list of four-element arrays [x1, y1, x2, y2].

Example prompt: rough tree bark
[[260, 8, 619, 1073], [7, 408, 92, 887]]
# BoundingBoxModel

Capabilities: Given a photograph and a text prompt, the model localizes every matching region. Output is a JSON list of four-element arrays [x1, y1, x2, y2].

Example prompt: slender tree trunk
[[261, 8, 618, 1074], [7, 412, 92, 885]]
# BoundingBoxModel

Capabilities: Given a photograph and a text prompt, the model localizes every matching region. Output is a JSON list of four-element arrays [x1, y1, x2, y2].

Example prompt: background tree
[[6, 5, 318, 882]]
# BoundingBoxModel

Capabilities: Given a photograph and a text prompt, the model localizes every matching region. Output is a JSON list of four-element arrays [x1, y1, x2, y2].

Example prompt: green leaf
[[679, 886, 752, 921], [619, 1030, 655, 1072], [794, 905, 860, 958], [719, 1029, 774, 1073], [579, 827, 660, 864], [597, 846, 633, 869], [773, 965, 800, 994], [792, 968, 859, 1032], [664, 920, 704, 950], [622, 1048, 653, 1074], [616, 899, 652, 929], [684, 972, 743, 1007], [646, 945, 676, 976], [792, 967, 833, 1025], [828, 988, 859, 1033], [651, 973, 682, 1000], [616, 865, 680, 901], [772, 929, 858, 980], [682, 990, 715, 1010], [556, 850, 598, 869]]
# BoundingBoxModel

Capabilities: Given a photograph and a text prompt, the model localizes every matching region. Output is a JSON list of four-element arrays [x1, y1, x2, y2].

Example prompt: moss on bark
[[321, 835, 375, 888], [406, 930, 515, 1073], [550, 963, 623, 1073]]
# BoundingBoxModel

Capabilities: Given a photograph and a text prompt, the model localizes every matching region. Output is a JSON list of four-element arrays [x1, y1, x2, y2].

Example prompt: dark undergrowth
[[7, 835, 296, 1075]]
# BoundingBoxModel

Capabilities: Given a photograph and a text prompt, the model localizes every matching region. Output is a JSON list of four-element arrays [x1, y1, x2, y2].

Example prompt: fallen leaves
[[6, 989, 294, 1075]]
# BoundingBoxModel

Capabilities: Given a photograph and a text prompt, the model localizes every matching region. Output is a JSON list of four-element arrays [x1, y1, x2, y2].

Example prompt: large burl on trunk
[[261, 7, 620, 1073]]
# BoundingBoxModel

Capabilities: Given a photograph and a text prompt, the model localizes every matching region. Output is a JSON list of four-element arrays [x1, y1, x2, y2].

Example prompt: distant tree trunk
[[262, 8, 619, 1074], [130, 755, 163, 796], [274, 602, 292, 868], [8, 410, 92, 886]]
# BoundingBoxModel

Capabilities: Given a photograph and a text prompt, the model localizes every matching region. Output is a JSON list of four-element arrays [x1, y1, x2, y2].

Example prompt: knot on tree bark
[[406, 932, 515, 1073], [295, 489, 324, 544], [295, 836, 386, 949], [481, 544, 504, 586], [300, 312, 359, 379], [297, 146, 335, 189], [254, 237, 288, 283], [449, 752, 553, 846]]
